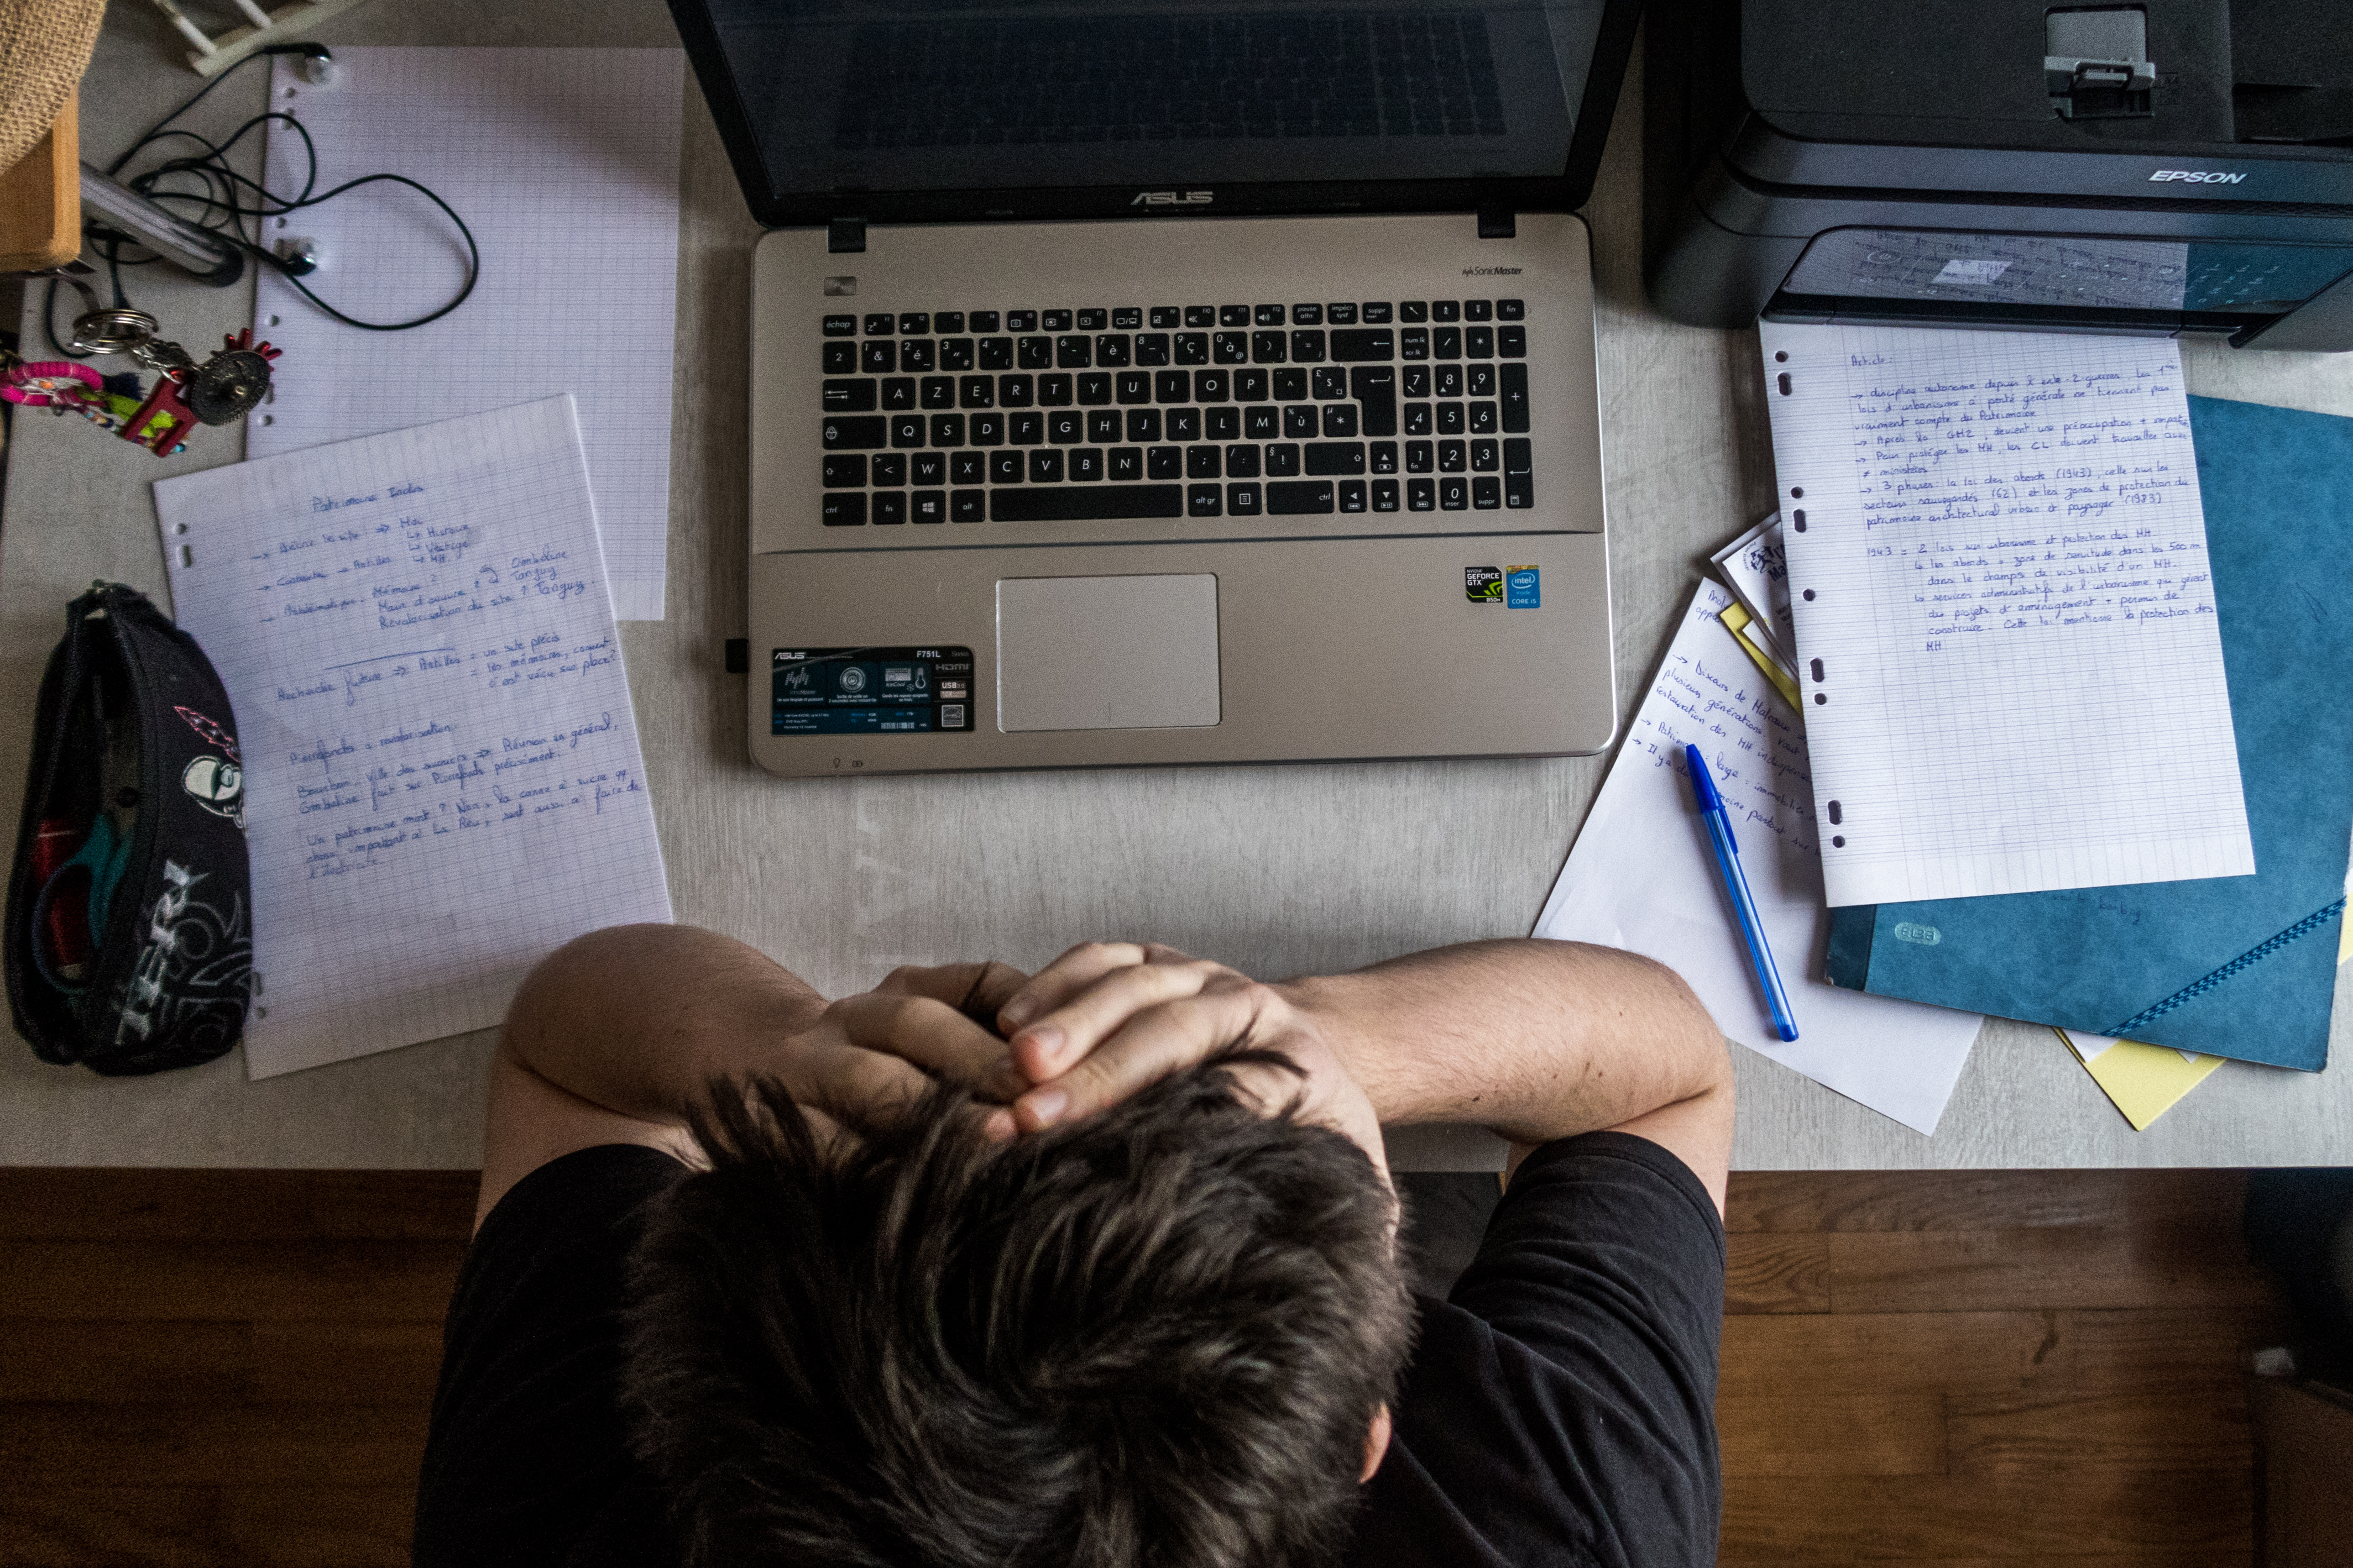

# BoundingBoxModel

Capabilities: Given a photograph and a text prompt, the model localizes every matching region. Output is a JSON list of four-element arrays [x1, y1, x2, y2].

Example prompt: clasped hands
[[760, 942, 1387, 1174]]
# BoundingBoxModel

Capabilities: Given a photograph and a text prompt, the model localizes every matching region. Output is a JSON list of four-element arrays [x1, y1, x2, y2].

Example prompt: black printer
[[1645, 0, 2353, 349]]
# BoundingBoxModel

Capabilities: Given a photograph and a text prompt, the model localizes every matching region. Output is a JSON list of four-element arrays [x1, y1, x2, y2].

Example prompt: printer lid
[[666, 0, 1640, 228]]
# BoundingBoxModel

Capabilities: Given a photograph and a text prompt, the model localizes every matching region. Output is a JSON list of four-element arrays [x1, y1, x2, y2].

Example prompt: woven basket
[[0, 0, 104, 179]]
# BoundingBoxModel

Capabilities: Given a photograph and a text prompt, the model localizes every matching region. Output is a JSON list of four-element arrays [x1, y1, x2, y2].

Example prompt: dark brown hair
[[622, 1052, 1412, 1568]]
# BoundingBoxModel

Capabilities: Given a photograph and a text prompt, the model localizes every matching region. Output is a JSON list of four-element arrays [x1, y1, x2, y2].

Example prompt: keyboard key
[[1321, 404, 1359, 438], [822, 454, 866, 486], [1305, 442, 1366, 475], [1126, 408, 1161, 442], [882, 378, 917, 411], [1246, 406, 1279, 440], [823, 313, 856, 336], [1290, 329, 1326, 363], [939, 338, 975, 371], [1070, 448, 1104, 481], [873, 491, 908, 525], [1189, 483, 1222, 517], [1168, 408, 1202, 442], [1006, 310, 1037, 331], [1154, 370, 1192, 403], [1464, 299, 1492, 322], [822, 491, 866, 526], [1078, 373, 1112, 405], [1116, 371, 1152, 405], [1274, 368, 1308, 401], [1402, 365, 1431, 397], [901, 339, 936, 372], [979, 337, 1014, 370], [1283, 406, 1317, 439], [1134, 333, 1170, 366], [1498, 324, 1526, 358], [991, 450, 1025, 483], [995, 485, 1188, 523], [1227, 482, 1262, 516], [862, 341, 897, 374], [1219, 305, 1250, 327], [1175, 333, 1210, 366], [1037, 374, 1073, 406], [1110, 446, 1143, 480], [1148, 445, 1182, 479], [1500, 364, 1530, 432], [1327, 302, 1357, 325], [1214, 332, 1250, 365], [1404, 403, 1432, 436], [1185, 306, 1216, 328], [1055, 335, 1092, 369], [951, 451, 986, 484], [1434, 327, 1462, 360], [1372, 478, 1400, 511], [1339, 479, 1368, 512], [1468, 364, 1497, 397], [1225, 443, 1261, 478], [1188, 369, 1225, 403], [823, 341, 859, 374], [898, 312, 929, 335], [937, 312, 966, 334], [1504, 471, 1533, 508], [1018, 336, 1053, 369], [1437, 403, 1465, 435], [1236, 369, 1269, 401], [1254, 303, 1285, 326], [1149, 307, 1180, 329], [1434, 364, 1464, 398], [1087, 410, 1122, 443], [1400, 301, 1428, 322], [1465, 326, 1493, 359], [1312, 367, 1349, 400], [1028, 450, 1063, 483], [1096, 335, 1130, 367], [1369, 440, 1398, 474], [913, 452, 947, 484], [1439, 476, 1468, 510], [1432, 300, 1461, 322], [1048, 410, 1083, 444], [1209, 407, 1243, 440], [822, 416, 887, 449], [1469, 402, 1498, 434], [1114, 308, 1143, 330], [1251, 331, 1287, 364], [1406, 478, 1436, 511], [1352, 366, 1397, 436], [1405, 440, 1433, 473], [890, 414, 925, 448], [823, 379, 877, 413], [1011, 411, 1044, 444], [864, 312, 893, 335], [1291, 303, 1322, 325], [1265, 443, 1301, 476], [1076, 309, 1106, 330], [1473, 476, 1500, 509], [1504, 438, 1532, 474], [1329, 329, 1394, 363], [1497, 298, 1525, 320], [1361, 302, 1393, 323], [873, 454, 906, 485], [1401, 327, 1429, 360], [971, 412, 1005, 445], [930, 414, 965, 446], [952, 489, 986, 522], [1042, 309, 1073, 331], [1471, 439, 1498, 472], [1187, 445, 1222, 479], [1438, 439, 1466, 471], [1267, 481, 1334, 515], [921, 377, 956, 409], [960, 375, 996, 408], [971, 311, 1001, 333]]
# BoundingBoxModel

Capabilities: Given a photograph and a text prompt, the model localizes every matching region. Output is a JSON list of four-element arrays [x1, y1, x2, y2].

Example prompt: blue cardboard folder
[[1823, 395, 2352, 1071]]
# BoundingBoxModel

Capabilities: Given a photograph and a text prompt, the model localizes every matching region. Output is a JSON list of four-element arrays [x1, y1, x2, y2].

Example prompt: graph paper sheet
[[1534, 583, 1983, 1135], [249, 48, 683, 621], [1761, 323, 2254, 907], [154, 396, 674, 1079]]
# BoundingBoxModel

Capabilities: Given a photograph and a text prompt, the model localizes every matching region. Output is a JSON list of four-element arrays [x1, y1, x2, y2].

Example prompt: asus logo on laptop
[[2148, 169, 2247, 184], [1132, 190, 1214, 207]]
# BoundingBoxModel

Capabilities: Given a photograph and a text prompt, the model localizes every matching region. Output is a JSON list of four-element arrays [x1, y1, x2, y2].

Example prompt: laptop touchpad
[[996, 574, 1221, 732]]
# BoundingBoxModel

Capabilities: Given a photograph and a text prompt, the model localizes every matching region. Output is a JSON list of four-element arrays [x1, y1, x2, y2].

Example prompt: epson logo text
[[1132, 190, 1214, 207], [2148, 169, 2247, 184]]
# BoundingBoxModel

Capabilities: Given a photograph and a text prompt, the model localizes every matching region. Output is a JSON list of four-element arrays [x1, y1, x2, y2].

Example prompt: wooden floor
[[0, 1167, 2289, 1567]]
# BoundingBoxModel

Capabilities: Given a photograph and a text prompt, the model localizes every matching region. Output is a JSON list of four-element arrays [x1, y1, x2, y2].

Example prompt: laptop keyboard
[[817, 298, 1534, 528]]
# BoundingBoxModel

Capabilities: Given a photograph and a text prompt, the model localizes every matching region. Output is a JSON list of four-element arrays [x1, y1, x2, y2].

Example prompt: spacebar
[[990, 486, 1184, 523]]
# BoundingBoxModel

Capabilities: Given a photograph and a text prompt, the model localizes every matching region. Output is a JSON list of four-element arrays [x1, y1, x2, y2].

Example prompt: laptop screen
[[676, 1, 1626, 223]]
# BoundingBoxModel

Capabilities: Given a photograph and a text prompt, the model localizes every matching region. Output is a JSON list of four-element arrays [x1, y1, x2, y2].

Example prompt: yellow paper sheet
[[2057, 1029, 2228, 1131], [1719, 602, 1801, 711]]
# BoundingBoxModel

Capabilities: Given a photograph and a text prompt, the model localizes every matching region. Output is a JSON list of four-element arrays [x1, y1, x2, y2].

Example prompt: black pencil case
[[6, 582, 253, 1074]]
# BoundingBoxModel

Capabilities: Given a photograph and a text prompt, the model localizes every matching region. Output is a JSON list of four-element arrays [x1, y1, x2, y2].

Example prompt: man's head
[[623, 1051, 1414, 1568]]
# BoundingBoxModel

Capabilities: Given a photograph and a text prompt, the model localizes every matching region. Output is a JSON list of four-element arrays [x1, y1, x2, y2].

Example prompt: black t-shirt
[[413, 1131, 1723, 1568]]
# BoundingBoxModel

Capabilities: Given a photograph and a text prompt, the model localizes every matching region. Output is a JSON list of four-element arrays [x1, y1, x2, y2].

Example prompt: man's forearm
[[1279, 939, 1725, 1147], [499, 924, 828, 1123]]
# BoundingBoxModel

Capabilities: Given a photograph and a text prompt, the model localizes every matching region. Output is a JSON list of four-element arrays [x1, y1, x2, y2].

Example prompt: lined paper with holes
[[1761, 323, 2252, 907], [154, 396, 672, 1079], [249, 48, 684, 621]]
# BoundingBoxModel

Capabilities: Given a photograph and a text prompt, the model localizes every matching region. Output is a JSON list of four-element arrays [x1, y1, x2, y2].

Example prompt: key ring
[[60, 275, 161, 359]]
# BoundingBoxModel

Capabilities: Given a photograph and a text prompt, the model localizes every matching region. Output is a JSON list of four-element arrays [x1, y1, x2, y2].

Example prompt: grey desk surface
[[6, 2, 2350, 1172]]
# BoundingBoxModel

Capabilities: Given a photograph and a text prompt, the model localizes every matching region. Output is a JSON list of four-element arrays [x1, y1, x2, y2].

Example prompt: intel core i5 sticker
[[1505, 566, 1540, 608], [1465, 567, 1502, 602]]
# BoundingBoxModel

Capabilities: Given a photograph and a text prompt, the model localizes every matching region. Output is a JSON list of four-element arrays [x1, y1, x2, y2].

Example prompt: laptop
[[667, 0, 1638, 778]]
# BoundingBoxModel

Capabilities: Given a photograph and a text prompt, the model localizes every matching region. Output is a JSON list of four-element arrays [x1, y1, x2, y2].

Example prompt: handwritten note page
[[155, 396, 672, 1078], [251, 49, 684, 621], [1760, 324, 2253, 907], [1534, 584, 1984, 1135]]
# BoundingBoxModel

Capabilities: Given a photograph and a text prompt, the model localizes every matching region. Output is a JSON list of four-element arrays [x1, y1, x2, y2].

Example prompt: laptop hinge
[[1477, 209, 1516, 240], [828, 217, 867, 254]]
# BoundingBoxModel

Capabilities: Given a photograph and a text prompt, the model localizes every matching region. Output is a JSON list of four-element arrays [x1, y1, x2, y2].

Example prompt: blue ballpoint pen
[[1682, 744, 1800, 1042]]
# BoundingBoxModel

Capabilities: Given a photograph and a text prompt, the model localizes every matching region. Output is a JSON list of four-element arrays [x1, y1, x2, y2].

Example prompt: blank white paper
[[250, 48, 683, 620], [1760, 323, 2253, 906], [1533, 583, 1983, 1136], [155, 396, 673, 1078]]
